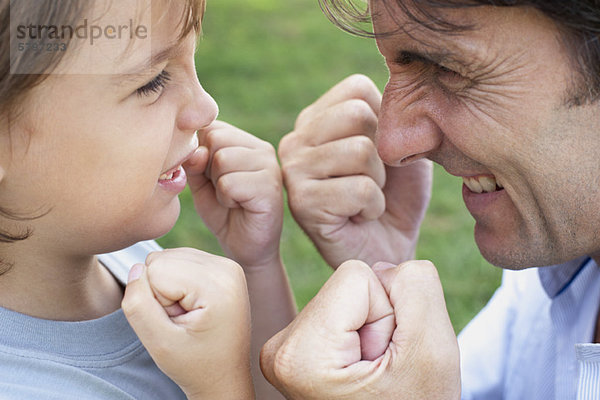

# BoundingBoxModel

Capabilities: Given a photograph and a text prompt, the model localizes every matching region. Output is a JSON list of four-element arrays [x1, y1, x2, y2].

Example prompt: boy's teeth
[[463, 176, 502, 193], [159, 172, 174, 181]]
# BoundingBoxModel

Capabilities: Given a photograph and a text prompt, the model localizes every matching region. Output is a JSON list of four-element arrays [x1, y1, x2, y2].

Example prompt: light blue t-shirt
[[0, 240, 186, 399], [459, 257, 600, 400]]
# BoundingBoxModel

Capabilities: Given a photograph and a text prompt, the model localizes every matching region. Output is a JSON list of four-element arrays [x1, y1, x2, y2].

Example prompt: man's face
[[371, 1, 600, 268]]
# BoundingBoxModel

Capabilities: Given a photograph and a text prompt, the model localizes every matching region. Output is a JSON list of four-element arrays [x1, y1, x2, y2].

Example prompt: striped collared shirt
[[459, 257, 600, 400]]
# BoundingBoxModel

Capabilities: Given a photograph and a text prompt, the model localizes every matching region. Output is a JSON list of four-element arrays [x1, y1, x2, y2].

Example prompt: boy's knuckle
[[121, 292, 143, 317], [212, 148, 227, 168], [295, 105, 315, 127], [216, 174, 233, 194], [144, 251, 160, 265], [259, 138, 276, 153]]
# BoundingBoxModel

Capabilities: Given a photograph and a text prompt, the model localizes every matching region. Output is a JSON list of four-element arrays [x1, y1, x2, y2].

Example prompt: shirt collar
[[538, 256, 593, 298]]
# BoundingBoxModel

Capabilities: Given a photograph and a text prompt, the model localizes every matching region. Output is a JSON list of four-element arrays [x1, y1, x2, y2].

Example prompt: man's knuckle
[[273, 343, 300, 385], [337, 259, 371, 277], [356, 177, 378, 202], [345, 73, 377, 94], [343, 99, 376, 127], [278, 133, 300, 161], [350, 135, 376, 161], [287, 183, 313, 217], [280, 155, 300, 179], [416, 260, 441, 281], [223, 259, 246, 284]]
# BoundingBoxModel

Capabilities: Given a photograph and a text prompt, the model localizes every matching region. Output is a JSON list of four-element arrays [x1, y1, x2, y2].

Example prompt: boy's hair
[[1, 0, 205, 115], [319, 0, 600, 105], [0, 0, 205, 245]]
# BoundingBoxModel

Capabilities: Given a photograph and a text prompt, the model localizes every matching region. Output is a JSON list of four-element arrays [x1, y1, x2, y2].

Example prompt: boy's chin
[[148, 201, 181, 239], [123, 200, 181, 247]]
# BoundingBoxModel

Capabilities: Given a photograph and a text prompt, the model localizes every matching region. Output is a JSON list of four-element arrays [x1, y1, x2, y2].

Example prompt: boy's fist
[[184, 121, 283, 269], [122, 248, 254, 400]]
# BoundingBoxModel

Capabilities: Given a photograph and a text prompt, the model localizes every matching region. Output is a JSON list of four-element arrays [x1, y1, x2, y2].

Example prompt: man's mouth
[[463, 175, 504, 193]]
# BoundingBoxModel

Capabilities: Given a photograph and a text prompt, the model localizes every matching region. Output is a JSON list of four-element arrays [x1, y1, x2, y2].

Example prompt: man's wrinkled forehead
[[370, 1, 520, 70], [369, 0, 480, 39]]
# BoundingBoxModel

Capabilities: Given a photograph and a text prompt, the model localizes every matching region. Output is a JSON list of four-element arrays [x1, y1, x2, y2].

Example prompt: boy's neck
[[0, 248, 123, 321]]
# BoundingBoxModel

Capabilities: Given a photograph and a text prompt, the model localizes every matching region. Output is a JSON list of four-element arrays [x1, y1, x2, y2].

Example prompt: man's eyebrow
[[395, 49, 463, 68]]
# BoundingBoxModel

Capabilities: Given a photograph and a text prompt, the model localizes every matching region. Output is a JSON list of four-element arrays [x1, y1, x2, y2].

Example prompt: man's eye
[[436, 65, 470, 89], [136, 70, 171, 97], [437, 65, 461, 79]]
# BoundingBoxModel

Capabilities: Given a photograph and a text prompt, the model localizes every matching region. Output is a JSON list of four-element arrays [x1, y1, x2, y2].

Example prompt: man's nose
[[375, 94, 442, 166]]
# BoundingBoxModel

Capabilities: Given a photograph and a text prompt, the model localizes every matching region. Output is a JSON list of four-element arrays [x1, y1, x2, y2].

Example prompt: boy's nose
[[375, 93, 442, 166], [177, 79, 219, 133]]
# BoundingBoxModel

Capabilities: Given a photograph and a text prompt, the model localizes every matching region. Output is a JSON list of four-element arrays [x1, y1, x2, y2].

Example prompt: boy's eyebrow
[[113, 40, 186, 84]]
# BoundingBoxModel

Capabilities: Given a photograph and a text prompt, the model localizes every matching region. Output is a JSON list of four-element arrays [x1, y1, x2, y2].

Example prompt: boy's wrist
[[184, 374, 255, 400], [239, 253, 284, 274]]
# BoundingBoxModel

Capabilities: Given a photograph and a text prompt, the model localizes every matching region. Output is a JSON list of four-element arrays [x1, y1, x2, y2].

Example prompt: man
[[261, 1, 600, 399]]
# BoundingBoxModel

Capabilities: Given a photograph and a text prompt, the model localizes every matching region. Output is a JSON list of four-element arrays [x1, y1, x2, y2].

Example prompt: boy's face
[[0, 0, 217, 255]]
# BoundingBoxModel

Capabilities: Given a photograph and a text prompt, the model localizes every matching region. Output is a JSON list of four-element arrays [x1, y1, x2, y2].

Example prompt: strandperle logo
[[9, 0, 152, 75], [15, 19, 148, 46]]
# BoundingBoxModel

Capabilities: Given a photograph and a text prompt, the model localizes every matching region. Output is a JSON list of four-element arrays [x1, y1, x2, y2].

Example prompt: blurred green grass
[[158, 0, 502, 333]]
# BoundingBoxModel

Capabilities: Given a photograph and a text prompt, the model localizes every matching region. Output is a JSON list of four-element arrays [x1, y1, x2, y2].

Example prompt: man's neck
[[0, 244, 123, 321]]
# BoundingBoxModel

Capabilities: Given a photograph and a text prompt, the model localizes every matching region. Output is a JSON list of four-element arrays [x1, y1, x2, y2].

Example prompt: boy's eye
[[136, 70, 171, 97]]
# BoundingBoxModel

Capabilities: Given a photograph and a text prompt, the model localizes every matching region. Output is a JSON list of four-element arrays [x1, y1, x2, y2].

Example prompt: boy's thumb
[[122, 264, 173, 343]]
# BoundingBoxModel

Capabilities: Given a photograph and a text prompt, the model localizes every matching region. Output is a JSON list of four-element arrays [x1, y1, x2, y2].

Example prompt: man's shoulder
[[98, 240, 163, 285]]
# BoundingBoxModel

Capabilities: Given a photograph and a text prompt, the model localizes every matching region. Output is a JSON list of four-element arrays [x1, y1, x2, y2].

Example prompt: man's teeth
[[463, 176, 503, 193], [159, 172, 174, 181]]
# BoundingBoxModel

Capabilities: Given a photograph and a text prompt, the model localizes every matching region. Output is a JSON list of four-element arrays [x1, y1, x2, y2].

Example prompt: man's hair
[[319, 0, 600, 104]]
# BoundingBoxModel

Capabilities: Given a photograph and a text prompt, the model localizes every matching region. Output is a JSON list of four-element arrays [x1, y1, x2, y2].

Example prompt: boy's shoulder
[[98, 240, 163, 285]]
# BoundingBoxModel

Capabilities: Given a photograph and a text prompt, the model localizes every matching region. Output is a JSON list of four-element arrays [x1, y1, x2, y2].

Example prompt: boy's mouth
[[159, 165, 182, 181], [463, 175, 504, 193]]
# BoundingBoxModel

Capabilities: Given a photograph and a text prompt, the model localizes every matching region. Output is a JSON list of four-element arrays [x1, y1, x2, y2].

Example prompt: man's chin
[[474, 228, 537, 270]]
